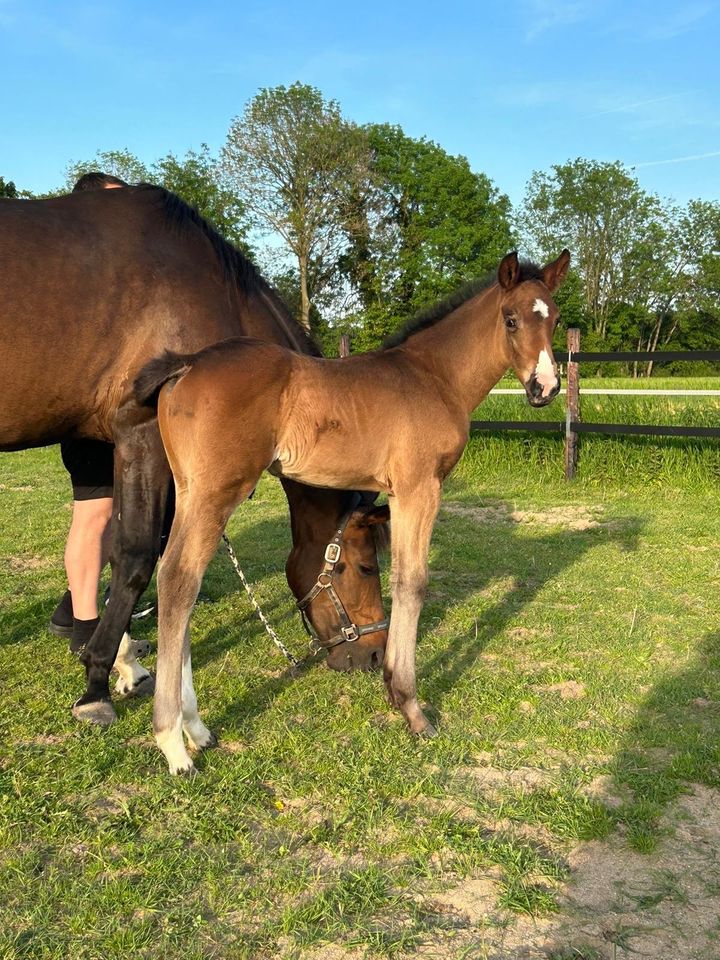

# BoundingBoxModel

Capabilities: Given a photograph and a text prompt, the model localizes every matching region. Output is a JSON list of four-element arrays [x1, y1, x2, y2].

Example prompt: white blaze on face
[[535, 348, 557, 397], [533, 298, 549, 319]]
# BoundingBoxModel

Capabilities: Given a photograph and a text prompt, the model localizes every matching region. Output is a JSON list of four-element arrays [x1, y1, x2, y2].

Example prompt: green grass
[[467, 375, 720, 491], [1, 413, 719, 957]]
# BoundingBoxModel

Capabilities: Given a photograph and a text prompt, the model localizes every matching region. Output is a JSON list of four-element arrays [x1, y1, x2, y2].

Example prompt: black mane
[[134, 184, 322, 357], [383, 260, 544, 349]]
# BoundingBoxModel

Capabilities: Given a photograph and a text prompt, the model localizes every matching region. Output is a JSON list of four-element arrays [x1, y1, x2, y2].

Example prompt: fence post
[[338, 334, 350, 358], [564, 327, 580, 480]]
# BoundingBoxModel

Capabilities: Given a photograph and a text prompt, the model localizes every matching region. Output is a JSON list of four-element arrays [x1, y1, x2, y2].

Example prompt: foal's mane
[[383, 260, 544, 349], [134, 184, 322, 357]]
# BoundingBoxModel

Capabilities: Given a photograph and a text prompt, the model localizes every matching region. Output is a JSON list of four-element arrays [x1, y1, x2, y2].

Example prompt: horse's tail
[[133, 352, 194, 409]]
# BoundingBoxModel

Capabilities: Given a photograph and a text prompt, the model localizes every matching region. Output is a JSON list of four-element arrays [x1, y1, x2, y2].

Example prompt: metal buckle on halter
[[324, 542, 342, 564], [342, 624, 359, 642]]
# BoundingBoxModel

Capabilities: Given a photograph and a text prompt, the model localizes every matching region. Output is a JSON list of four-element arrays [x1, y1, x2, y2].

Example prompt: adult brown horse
[[0, 185, 388, 726], [134, 249, 570, 773]]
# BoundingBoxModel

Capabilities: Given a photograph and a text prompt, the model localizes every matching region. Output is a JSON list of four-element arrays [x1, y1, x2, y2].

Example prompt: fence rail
[[490, 388, 720, 396], [470, 332, 720, 478]]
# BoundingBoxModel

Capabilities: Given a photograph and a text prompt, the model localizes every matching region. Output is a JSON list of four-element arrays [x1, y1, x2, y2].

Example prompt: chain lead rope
[[221, 533, 301, 666]]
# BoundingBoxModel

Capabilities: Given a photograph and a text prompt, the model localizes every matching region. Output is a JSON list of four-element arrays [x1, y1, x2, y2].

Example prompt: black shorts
[[60, 439, 115, 501]]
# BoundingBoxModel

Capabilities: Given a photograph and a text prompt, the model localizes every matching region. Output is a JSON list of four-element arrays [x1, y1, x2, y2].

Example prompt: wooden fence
[[469, 329, 720, 479]]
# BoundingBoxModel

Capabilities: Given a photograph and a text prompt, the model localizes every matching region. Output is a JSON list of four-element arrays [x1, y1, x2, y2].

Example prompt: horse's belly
[[272, 448, 385, 493]]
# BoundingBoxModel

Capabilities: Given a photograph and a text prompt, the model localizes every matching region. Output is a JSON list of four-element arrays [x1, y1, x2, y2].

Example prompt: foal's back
[[158, 336, 468, 497]]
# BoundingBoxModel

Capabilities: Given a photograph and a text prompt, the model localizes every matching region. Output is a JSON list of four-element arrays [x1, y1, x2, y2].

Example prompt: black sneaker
[[49, 589, 73, 638]]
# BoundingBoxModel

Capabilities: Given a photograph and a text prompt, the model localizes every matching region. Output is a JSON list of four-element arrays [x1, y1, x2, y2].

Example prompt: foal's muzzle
[[525, 374, 561, 407]]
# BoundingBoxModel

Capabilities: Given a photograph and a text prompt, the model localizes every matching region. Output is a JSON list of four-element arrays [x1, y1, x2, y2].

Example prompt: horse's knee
[[391, 571, 427, 603], [111, 548, 157, 595]]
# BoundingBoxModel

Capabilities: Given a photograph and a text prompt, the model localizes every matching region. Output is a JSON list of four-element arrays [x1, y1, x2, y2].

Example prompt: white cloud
[[631, 150, 720, 169]]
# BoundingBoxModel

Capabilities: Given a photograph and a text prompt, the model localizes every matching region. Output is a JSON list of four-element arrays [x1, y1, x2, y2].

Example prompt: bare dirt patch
[[411, 783, 720, 959], [451, 764, 557, 799], [534, 680, 587, 701], [578, 774, 632, 810], [443, 501, 604, 531], [282, 945, 367, 960], [3, 554, 53, 572]]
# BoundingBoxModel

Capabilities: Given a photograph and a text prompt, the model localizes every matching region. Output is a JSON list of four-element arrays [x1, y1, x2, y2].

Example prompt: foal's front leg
[[384, 482, 442, 736]]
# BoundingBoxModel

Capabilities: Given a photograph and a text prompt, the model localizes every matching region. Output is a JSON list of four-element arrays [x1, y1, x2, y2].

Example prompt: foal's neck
[[398, 285, 508, 415]]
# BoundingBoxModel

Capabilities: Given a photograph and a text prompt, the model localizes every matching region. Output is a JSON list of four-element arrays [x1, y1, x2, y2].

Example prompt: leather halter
[[296, 492, 389, 652]]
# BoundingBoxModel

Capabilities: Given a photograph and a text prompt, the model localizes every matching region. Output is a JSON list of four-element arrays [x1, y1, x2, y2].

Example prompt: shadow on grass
[[420, 503, 644, 711], [609, 628, 720, 840], [0, 502, 294, 650]]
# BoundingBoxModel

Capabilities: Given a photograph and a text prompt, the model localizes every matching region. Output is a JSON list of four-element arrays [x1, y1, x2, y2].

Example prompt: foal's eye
[[504, 314, 517, 330]]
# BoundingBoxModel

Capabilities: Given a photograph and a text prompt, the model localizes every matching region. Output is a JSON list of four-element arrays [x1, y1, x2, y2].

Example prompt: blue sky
[[1, 0, 718, 209]]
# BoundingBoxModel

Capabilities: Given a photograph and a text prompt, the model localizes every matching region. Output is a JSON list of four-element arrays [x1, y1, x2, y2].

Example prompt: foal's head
[[285, 492, 390, 672], [496, 250, 570, 407]]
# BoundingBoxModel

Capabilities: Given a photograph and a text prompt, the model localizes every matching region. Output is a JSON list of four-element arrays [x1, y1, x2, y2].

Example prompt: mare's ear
[[541, 249, 571, 292], [357, 504, 390, 527], [498, 252, 520, 290]]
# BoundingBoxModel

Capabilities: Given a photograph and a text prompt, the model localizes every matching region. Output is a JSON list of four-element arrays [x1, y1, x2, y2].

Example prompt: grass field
[[1, 384, 719, 959]]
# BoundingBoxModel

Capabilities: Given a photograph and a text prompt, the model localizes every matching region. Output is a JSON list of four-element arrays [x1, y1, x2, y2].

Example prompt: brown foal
[[136, 250, 569, 773]]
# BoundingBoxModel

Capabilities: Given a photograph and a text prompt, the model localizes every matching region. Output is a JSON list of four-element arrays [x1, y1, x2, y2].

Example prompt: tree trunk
[[645, 315, 664, 378], [298, 253, 311, 330]]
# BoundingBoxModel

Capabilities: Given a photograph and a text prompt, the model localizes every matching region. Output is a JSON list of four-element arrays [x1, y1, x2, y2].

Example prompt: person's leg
[[64, 496, 113, 619], [53, 439, 115, 647]]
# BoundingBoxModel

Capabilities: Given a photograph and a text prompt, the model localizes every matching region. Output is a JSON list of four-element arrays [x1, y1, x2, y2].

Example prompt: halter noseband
[[296, 492, 389, 653]]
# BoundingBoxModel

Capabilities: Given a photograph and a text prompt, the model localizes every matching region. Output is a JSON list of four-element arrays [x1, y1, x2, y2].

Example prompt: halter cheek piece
[[296, 492, 389, 653]]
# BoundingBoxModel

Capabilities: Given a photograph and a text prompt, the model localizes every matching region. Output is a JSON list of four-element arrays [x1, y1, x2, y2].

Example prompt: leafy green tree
[[339, 124, 514, 350], [518, 159, 666, 340], [519, 159, 720, 372], [153, 145, 250, 252], [221, 82, 369, 329], [63, 146, 250, 252], [64, 148, 150, 188], [0, 177, 18, 198]]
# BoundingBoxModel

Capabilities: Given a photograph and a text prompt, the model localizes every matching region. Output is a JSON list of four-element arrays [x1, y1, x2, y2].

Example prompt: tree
[[518, 159, 666, 340], [64, 148, 150, 189], [63, 146, 251, 251], [338, 125, 514, 349], [518, 160, 720, 373], [221, 82, 369, 329], [153, 145, 250, 252], [1, 177, 18, 198]]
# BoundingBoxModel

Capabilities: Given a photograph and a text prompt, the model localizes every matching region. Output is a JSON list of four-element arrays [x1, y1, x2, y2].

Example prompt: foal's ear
[[357, 504, 391, 527], [541, 249, 571, 293], [498, 251, 520, 290]]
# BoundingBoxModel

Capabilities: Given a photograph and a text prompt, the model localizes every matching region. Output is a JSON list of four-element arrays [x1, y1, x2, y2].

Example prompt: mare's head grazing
[[282, 485, 390, 672], [496, 249, 570, 407]]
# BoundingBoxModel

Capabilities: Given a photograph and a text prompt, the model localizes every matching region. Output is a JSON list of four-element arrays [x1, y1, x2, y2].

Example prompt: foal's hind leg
[[383, 482, 442, 736], [154, 484, 255, 774]]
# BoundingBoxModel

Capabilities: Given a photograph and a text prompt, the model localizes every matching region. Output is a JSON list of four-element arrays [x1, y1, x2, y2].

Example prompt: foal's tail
[[133, 352, 194, 409]]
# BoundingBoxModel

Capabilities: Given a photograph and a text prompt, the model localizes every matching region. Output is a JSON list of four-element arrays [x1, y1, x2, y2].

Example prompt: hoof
[[172, 762, 198, 778], [186, 728, 217, 753], [131, 638, 152, 659], [418, 721, 438, 738], [115, 672, 155, 699], [72, 698, 117, 727]]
